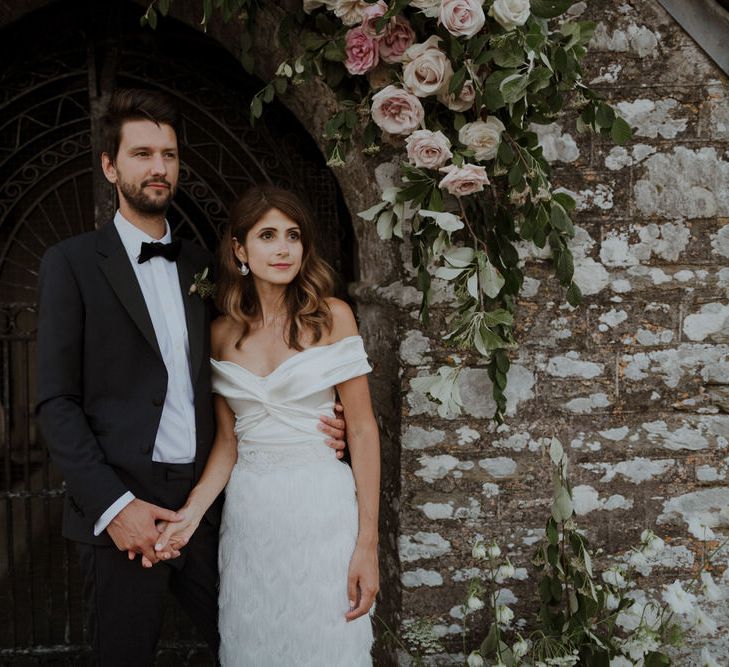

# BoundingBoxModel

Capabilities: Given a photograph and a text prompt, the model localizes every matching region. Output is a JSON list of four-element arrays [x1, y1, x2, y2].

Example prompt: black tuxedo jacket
[[36, 220, 219, 545]]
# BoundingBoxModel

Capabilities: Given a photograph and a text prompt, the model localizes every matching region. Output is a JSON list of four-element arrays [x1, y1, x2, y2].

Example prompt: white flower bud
[[467, 651, 484, 667], [467, 594, 485, 611]]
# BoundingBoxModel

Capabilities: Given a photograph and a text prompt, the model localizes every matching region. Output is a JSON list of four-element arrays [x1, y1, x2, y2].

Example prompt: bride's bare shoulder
[[324, 297, 358, 343], [211, 316, 239, 357]]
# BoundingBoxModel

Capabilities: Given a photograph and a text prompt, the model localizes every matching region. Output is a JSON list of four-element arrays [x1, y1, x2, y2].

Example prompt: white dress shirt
[[93, 211, 197, 535]]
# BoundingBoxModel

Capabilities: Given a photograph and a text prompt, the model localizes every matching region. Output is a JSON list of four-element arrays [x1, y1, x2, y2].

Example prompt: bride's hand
[[153, 506, 203, 557], [345, 544, 379, 622]]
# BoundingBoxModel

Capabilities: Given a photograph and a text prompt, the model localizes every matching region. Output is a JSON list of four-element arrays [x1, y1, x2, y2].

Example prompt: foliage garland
[[142, 0, 631, 422]]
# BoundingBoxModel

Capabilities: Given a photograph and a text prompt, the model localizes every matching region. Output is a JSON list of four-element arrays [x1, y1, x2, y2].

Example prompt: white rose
[[371, 85, 425, 135], [438, 79, 476, 112], [410, 0, 442, 18], [405, 130, 453, 169], [458, 116, 505, 161], [402, 36, 454, 97], [490, 0, 530, 30], [438, 163, 490, 196], [440, 0, 485, 38], [332, 0, 371, 25]]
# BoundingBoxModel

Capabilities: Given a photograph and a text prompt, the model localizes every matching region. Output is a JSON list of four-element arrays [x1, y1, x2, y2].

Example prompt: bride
[[155, 186, 379, 665]]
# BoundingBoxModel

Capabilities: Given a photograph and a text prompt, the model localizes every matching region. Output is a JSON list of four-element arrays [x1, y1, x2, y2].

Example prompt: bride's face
[[234, 207, 304, 286]]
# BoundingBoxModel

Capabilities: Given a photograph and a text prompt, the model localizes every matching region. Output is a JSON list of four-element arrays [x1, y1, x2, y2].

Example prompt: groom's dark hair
[[102, 88, 180, 162]]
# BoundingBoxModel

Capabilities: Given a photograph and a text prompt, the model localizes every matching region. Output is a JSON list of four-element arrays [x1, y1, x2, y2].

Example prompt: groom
[[36, 88, 346, 665]]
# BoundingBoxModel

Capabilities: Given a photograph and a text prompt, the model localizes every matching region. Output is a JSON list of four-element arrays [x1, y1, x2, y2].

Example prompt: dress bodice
[[211, 336, 372, 455]]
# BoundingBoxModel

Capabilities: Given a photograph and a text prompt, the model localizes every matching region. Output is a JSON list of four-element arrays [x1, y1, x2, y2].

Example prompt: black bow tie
[[138, 240, 181, 264]]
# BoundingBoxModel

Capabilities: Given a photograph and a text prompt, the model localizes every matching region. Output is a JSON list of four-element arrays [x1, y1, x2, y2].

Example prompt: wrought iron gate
[[0, 2, 350, 663]]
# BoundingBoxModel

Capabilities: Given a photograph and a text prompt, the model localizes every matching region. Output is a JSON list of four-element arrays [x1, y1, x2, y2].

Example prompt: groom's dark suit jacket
[[37, 220, 219, 545]]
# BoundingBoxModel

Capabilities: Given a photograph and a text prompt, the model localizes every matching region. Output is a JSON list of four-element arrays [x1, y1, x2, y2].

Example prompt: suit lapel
[[176, 245, 206, 385], [96, 221, 163, 361]]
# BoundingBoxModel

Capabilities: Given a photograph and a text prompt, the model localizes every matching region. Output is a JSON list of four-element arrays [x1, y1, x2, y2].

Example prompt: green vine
[[142, 0, 632, 423]]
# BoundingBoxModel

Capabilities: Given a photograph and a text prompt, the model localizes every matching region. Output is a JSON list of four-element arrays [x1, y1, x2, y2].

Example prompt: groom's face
[[102, 119, 179, 215]]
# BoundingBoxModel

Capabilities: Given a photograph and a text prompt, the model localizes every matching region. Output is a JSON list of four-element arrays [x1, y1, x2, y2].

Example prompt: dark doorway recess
[[0, 1, 354, 663]]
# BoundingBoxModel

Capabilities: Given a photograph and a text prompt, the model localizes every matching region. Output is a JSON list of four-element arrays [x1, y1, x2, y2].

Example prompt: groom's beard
[[118, 175, 176, 215]]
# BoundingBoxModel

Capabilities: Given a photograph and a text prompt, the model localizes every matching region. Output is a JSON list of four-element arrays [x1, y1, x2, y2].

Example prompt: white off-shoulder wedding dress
[[211, 335, 374, 666]]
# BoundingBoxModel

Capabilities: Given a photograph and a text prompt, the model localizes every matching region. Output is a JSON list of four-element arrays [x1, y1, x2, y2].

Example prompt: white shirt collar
[[113, 210, 172, 263]]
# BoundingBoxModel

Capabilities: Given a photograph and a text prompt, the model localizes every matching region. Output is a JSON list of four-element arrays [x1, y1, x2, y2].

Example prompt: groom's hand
[[319, 402, 347, 459], [107, 499, 182, 567]]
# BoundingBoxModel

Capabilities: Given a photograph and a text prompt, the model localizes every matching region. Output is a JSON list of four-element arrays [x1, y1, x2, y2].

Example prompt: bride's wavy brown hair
[[217, 185, 334, 350]]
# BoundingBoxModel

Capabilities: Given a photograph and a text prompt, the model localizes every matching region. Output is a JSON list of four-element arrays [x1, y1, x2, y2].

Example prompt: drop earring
[[239, 262, 249, 276]]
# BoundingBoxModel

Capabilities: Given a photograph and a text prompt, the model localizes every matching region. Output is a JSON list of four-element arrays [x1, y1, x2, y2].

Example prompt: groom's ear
[[101, 152, 118, 184]]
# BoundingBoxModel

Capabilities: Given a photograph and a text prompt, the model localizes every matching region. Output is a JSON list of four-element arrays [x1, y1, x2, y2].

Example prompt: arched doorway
[[0, 2, 353, 663]]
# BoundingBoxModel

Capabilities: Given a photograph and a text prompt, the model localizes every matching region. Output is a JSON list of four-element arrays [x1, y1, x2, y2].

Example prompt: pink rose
[[379, 16, 416, 63], [402, 36, 454, 97], [438, 79, 476, 112], [371, 85, 425, 135], [439, 0, 486, 38], [344, 26, 379, 75], [361, 1, 388, 38], [406, 130, 453, 169], [438, 163, 490, 196]]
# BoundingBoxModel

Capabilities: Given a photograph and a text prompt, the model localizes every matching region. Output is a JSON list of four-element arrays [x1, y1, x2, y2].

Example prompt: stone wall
[[389, 1, 729, 663]]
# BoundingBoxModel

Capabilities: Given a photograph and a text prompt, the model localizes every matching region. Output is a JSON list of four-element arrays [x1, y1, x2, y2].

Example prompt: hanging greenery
[[142, 0, 631, 422]]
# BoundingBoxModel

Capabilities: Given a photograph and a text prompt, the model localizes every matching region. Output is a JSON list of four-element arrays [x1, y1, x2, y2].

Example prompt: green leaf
[[546, 519, 559, 545], [507, 162, 523, 187], [611, 116, 632, 145], [500, 73, 530, 104], [495, 350, 510, 373], [485, 70, 515, 110], [157, 0, 170, 15], [556, 250, 574, 286], [315, 12, 337, 35], [596, 103, 616, 128], [550, 203, 574, 235], [528, 67, 552, 93], [553, 191, 576, 211], [531, 0, 576, 18], [273, 77, 288, 95], [552, 485, 574, 522], [448, 67, 467, 95], [480, 624, 499, 656], [301, 30, 328, 51], [566, 282, 582, 307], [539, 575, 553, 603], [479, 260, 505, 298], [147, 7, 158, 29], [554, 47, 569, 74], [323, 40, 346, 62], [644, 652, 672, 667], [497, 140, 514, 165], [492, 48, 524, 68], [376, 210, 395, 240], [250, 95, 263, 120], [262, 84, 275, 104]]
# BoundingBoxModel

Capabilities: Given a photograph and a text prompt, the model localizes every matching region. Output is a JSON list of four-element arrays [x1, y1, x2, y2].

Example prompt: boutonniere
[[188, 267, 216, 299]]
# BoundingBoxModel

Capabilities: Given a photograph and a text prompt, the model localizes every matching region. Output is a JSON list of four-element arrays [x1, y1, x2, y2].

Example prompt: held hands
[[320, 402, 347, 459], [345, 544, 379, 622], [153, 503, 204, 560], [107, 498, 183, 568]]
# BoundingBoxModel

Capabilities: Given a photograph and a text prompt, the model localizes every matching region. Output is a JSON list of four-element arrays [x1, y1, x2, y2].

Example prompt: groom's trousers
[[74, 462, 220, 667]]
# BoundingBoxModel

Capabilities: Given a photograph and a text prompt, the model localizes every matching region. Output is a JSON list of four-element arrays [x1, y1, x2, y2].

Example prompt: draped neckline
[[210, 335, 361, 380]]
